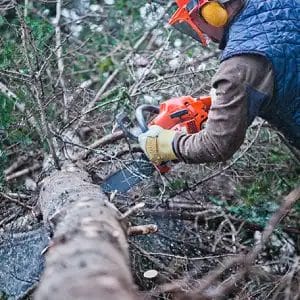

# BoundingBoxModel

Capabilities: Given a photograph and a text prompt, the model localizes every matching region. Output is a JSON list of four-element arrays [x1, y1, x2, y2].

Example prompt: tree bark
[[35, 163, 138, 300]]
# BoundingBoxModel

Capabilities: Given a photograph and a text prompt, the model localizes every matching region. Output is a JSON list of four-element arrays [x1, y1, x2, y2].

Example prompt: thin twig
[[15, 2, 61, 170], [170, 121, 265, 199], [277, 132, 300, 164], [158, 186, 300, 298], [129, 31, 171, 96], [5, 163, 41, 181], [24, 0, 29, 17], [0, 192, 33, 210], [0, 81, 42, 138], [75, 130, 125, 160], [119, 202, 145, 220], [74, 1, 173, 130], [55, 0, 71, 122]]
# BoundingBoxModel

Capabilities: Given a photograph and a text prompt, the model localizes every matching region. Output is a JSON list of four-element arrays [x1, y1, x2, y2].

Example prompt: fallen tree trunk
[[35, 163, 138, 300]]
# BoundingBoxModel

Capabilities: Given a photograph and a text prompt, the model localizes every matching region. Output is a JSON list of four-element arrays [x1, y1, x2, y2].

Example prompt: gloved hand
[[138, 125, 177, 164]]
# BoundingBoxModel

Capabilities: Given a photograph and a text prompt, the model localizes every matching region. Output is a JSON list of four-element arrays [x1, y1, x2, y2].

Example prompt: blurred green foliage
[[209, 194, 278, 228], [0, 15, 20, 70], [168, 179, 186, 191], [209, 142, 299, 227], [0, 1, 151, 187], [0, 40, 19, 70], [0, 94, 35, 187], [0, 291, 8, 300], [239, 152, 299, 206], [228, 201, 279, 227], [0, 11, 53, 182], [26, 15, 54, 51], [0, 13, 53, 71], [0, 94, 13, 186], [0, 94, 14, 128], [65, 0, 153, 84]]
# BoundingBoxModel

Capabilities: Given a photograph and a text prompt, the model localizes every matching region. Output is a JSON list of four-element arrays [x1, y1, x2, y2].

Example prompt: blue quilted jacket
[[221, 0, 300, 148]]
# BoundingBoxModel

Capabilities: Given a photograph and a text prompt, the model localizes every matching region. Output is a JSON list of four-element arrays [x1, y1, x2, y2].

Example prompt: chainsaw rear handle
[[135, 104, 159, 133]]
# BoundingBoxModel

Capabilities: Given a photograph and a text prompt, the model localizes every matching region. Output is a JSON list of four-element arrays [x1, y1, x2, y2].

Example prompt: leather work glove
[[138, 125, 178, 164]]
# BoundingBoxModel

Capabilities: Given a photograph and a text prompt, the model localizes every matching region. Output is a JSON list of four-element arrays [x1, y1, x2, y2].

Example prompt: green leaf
[[0, 16, 5, 27], [97, 57, 114, 73]]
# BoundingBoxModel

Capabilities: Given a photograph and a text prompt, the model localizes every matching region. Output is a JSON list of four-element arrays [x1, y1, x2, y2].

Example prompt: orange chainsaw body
[[149, 95, 211, 134]]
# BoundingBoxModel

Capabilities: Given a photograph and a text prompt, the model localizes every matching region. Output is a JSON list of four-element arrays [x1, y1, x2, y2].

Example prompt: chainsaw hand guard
[[135, 105, 160, 133]]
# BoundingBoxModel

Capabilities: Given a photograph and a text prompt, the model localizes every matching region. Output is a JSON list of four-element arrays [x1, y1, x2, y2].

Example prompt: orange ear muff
[[200, 1, 228, 27]]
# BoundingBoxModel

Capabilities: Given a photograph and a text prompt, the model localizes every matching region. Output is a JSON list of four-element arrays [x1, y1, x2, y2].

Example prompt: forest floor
[[1, 116, 299, 299], [0, 1, 299, 299]]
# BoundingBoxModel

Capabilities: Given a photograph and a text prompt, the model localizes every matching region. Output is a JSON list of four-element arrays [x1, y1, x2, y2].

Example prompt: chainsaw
[[101, 95, 211, 193]]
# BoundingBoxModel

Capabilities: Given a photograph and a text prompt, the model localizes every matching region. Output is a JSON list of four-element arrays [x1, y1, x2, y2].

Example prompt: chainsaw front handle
[[116, 105, 159, 142], [115, 112, 140, 141], [135, 104, 159, 133]]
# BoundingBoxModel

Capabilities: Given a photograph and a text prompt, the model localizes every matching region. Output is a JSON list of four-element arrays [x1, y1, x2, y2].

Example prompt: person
[[138, 0, 300, 165]]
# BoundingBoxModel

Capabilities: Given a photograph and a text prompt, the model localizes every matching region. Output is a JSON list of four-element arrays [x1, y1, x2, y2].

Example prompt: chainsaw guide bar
[[101, 158, 155, 193]]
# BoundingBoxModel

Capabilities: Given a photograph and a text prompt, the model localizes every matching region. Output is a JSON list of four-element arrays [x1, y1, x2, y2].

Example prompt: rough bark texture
[[35, 163, 138, 300]]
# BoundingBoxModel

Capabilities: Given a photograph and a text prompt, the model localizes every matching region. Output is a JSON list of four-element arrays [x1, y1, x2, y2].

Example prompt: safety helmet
[[169, 0, 231, 46]]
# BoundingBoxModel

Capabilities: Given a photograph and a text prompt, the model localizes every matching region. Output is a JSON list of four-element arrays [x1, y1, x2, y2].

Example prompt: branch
[[31, 83, 61, 170], [158, 186, 300, 299], [169, 121, 265, 199], [277, 131, 300, 164], [0, 81, 43, 138], [127, 224, 158, 236], [0, 192, 33, 210], [14, 2, 61, 170], [75, 130, 125, 160], [74, 1, 173, 130], [129, 32, 171, 96], [5, 163, 41, 182], [250, 186, 300, 258], [55, 0, 71, 122]]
